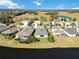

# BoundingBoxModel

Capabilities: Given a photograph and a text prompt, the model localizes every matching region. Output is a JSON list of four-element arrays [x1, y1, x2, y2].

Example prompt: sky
[[0, 0, 79, 9]]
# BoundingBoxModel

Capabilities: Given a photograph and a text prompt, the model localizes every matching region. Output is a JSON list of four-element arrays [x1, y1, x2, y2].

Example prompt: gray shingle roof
[[35, 28, 48, 35], [0, 25, 9, 32], [16, 28, 34, 37], [64, 28, 79, 35], [52, 26, 62, 30], [1, 27, 18, 35], [53, 30, 64, 34]]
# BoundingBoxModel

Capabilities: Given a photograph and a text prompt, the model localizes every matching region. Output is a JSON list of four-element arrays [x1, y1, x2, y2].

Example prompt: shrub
[[27, 35, 40, 43], [19, 35, 40, 44], [48, 35, 55, 42], [4, 34, 15, 40], [11, 35, 15, 38]]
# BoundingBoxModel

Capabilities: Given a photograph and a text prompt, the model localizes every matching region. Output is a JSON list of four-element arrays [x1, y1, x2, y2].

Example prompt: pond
[[0, 46, 79, 59]]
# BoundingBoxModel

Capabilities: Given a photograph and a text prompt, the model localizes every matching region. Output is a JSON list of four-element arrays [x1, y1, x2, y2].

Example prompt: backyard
[[0, 34, 79, 48]]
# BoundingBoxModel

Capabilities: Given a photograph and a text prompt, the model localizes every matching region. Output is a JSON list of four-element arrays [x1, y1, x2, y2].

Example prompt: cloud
[[0, 0, 24, 9], [33, 0, 43, 6], [71, 7, 79, 9], [33, 1, 42, 6]]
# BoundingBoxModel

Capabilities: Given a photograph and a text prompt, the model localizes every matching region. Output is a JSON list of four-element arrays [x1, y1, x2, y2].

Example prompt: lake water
[[0, 46, 79, 59]]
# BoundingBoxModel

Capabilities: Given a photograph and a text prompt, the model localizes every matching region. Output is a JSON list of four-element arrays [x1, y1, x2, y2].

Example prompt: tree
[[64, 18, 66, 22], [48, 32, 55, 42], [61, 18, 64, 21], [73, 18, 76, 21]]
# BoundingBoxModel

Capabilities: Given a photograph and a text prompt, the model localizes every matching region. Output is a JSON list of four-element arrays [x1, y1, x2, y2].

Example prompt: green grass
[[38, 37, 49, 43], [0, 34, 6, 39]]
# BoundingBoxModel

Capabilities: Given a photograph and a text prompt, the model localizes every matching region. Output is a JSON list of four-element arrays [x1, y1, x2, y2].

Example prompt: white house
[[34, 28, 48, 38], [21, 20, 31, 27], [52, 26, 64, 36], [52, 21, 55, 25], [64, 22, 73, 26], [33, 20, 41, 28], [75, 20, 79, 26], [74, 27, 79, 32], [52, 21, 64, 26], [63, 28, 79, 37], [53, 30, 64, 36], [52, 26, 62, 32]]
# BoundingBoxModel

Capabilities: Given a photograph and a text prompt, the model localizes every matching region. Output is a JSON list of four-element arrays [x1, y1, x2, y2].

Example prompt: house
[[63, 28, 79, 37], [52, 21, 56, 25], [0, 23, 6, 26], [52, 21, 64, 26], [1, 27, 18, 35], [0, 25, 9, 33], [52, 20, 58, 25], [16, 27, 34, 40], [45, 25, 51, 31], [57, 21, 64, 26], [15, 23, 24, 31], [73, 27, 79, 32], [52, 26, 62, 32], [53, 30, 64, 36], [64, 22, 73, 27], [75, 20, 79, 26], [33, 20, 41, 28], [52, 26, 64, 36], [21, 20, 31, 27], [34, 20, 40, 25], [34, 28, 48, 38]]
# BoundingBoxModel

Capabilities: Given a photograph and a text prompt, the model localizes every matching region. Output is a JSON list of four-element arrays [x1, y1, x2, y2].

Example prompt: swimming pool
[[57, 16, 72, 18]]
